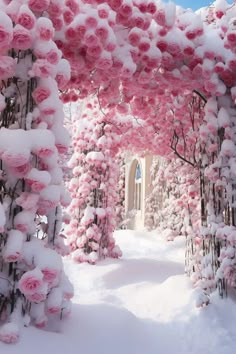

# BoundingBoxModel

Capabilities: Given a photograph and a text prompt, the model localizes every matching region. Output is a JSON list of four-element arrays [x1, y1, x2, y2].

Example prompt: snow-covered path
[[1, 229, 236, 354]]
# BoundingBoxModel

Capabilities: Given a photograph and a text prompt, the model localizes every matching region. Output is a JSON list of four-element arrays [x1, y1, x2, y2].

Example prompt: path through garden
[[1, 229, 236, 354]]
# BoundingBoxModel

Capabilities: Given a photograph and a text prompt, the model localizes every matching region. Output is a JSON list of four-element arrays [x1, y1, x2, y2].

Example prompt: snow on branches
[[0, 1, 72, 343]]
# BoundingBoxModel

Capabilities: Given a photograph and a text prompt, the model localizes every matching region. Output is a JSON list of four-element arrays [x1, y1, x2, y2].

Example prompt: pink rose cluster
[[0, 0, 73, 343], [65, 99, 122, 264], [17, 245, 74, 328], [55, 0, 236, 121]]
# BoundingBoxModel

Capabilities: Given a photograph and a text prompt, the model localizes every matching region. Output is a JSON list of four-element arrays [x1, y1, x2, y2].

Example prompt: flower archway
[[1, 0, 236, 343]]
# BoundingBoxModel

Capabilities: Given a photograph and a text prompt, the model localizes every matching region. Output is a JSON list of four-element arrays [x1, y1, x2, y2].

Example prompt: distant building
[[125, 153, 153, 229]]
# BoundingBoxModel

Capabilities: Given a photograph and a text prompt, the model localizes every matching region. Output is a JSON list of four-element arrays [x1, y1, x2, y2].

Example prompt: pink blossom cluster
[[54, 1, 236, 116], [0, 0, 236, 334], [0, 1, 72, 343], [194, 91, 236, 298], [55, 0, 236, 303], [16, 246, 73, 319], [147, 157, 200, 238], [65, 99, 122, 263]]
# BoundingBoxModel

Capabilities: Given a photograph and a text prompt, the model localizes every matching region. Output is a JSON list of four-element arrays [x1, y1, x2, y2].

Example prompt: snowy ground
[[1, 229, 236, 354]]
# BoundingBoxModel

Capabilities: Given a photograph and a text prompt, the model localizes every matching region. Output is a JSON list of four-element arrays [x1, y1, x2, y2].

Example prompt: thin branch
[[193, 89, 207, 103]]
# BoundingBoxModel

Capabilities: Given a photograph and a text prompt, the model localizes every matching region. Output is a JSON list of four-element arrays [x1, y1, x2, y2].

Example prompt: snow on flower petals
[[0, 10, 13, 48], [12, 24, 33, 50], [18, 268, 44, 296], [0, 323, 19, 344]]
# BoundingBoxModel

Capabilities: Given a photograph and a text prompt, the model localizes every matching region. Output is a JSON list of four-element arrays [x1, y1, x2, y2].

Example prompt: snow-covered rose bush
[[65, 99, 122, 263], [0, 1, 72, 343], [1, 0, 236, 341]]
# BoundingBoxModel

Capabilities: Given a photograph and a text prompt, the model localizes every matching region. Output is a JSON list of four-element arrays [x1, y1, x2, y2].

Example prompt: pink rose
[[185, 30, 197, 40], [83, 31, 99, 47], [41, 267, 59, 282], [26, 180, 47, 193], [98, 7, 109, 19], [55, 74, 68, 90], [12, 24, 33, 50], [75, 24, 86, 39], [63, 292, 73, 300], [138, 40, 150, 52], [66, 0, 79, 14], [147, 2, 157, 14], [110, 0, 122, 10], [119, 4, 132, 18], [25, 168, 51, 192], [0, 26, 13, 48], [63, 9, 74, 25], [36, 18, 54, 41], [96, 56, 112, 70], [87, 45, 102, 58], [47, 1, 63, 17], [65, 27, 77, 41], [37, 199, 57, 213], [0, 56, 16, 80], [4, 252, 21, 263], [18, 268, 44, 295], [15, 223, 29, 233], [56, 143, 68, 154], [105, 41, 116, 52], [1, 148, 30, 167], [227, 32, 236, 43], [85, 16, 98, 28], [15, 192, 39, 211], [46, 49, 61, 65], [51, 17, 63, 32], [16, 5, 36, 30], [0, 323, 19, 344], [154, 9, 166, 26], [34, 316, 47, 328], [47, 306, 60, 314], [131, 14, 145, 29], [27, 292, 47, 303], [0, 11, 13, 48], [30, 59, 56, 78], [28, 0, 50, 13], [33, 147, 54, 158], [95, 26, 109, 41], [128, 30, 141, 46], [9, 162, 31, 178], [32, 86, 51, 104], [38, 106, 56, 116]]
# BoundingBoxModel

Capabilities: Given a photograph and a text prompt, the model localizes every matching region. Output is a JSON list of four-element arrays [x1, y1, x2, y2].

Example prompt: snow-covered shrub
[[65, 99, 122, 263], [0, 2, 73, 342]]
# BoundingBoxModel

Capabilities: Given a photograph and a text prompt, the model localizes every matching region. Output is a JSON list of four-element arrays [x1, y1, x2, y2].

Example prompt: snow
[[1, 229, 236, 353], [0, 203, 6, 231], [3, 230, 25, 263]]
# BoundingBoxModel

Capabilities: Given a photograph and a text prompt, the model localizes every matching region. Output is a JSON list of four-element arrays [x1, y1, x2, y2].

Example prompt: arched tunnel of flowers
[[0, 0, 236, 343]]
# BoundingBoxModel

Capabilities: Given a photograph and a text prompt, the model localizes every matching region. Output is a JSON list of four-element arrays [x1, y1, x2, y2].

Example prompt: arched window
[[134, 163, 142, 210]]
